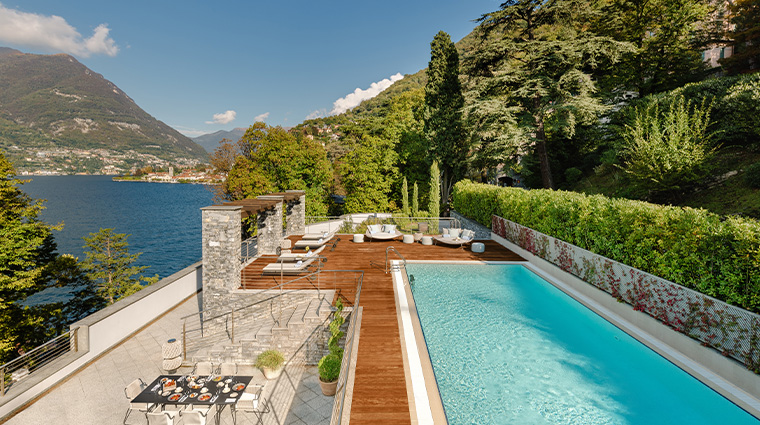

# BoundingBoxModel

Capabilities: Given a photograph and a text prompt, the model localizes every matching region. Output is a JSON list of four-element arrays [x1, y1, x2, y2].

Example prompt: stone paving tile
[[5, 295, 335, 425]]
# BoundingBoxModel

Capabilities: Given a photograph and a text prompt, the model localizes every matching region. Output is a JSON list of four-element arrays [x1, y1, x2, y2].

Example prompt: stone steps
[[184, 292, 332, 364]]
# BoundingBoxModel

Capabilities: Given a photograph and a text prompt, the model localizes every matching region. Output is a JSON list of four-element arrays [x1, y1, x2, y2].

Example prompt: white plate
[[225, 378, 232, 384], [200, 388, 208, 394], [222, 387, 230, 393], [174, 387, 183, 393], [230, 392, 239, 397]]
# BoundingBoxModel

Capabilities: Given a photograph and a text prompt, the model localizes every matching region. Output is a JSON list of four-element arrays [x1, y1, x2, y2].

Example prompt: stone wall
[[451, 210, 491, 239], [257, 196, 284, 255], [201, 206, 242, 312], [286, 191, 306, 236]]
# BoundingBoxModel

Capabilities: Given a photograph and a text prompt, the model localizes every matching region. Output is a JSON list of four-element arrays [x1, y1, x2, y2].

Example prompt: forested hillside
[[0, 47, 207, 173]]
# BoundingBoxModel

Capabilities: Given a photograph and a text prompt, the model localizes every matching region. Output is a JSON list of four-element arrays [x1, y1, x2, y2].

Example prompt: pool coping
[[392, 257, 760, 423]]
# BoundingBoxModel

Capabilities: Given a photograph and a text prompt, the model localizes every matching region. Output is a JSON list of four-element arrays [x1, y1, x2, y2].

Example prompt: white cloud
[[0, 4, 118, 57], [306, 109, 327, 120], [206, 110, 236, 125], [330, 73, 404, 115], [254, 112, 270, 122]]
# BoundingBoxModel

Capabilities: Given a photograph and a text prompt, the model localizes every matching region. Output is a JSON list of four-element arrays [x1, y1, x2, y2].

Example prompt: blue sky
[[0, 0, 500, 137]]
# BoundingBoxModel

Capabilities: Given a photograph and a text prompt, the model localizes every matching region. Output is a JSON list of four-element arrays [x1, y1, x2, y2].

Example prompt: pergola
[[216, 191, 305, 219]]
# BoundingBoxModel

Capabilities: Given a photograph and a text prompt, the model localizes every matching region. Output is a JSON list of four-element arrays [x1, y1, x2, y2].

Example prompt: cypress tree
[[429, 161, 441, 216], [424, 31, 467, 211]]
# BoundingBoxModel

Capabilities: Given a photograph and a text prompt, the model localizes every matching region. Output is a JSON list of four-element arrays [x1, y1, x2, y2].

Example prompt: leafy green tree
[[424, 31, 468, 208], [621, 96, 717, 200], [595, 0, 710, 96], [429, 161, 441, 216], [0, 151, 65, 359], [82, 228, 157, 305], [222, 122, 332, 216], [465, 0, 632, 188], [340, 135, 399, 213], [721, 0, 760, 75]]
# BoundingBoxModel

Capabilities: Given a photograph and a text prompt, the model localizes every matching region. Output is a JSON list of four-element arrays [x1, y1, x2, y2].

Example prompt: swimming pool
[[406, 263, 760, 425]]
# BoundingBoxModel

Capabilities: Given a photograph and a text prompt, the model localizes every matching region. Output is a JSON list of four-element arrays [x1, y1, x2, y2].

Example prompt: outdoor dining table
[[131, 374, 254, 425]]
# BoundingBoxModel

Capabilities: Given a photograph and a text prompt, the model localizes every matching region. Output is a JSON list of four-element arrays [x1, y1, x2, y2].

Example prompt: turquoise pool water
[[406, 263, 760, 425]]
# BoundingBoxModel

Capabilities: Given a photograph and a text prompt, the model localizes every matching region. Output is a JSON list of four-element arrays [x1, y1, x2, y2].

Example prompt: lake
[[20, 176, 215, 282]]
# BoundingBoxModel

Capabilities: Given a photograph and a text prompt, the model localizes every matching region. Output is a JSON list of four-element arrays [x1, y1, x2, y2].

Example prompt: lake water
[[20, 176, 215, 283]]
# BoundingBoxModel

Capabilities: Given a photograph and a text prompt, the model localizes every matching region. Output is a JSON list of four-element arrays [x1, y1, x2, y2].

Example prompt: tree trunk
[[534, 109, 554, 189], [441, 169, 451, 213]]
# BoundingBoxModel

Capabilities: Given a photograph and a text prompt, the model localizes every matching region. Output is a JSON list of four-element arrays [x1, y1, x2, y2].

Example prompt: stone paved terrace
[[2, 293, 335, 425]]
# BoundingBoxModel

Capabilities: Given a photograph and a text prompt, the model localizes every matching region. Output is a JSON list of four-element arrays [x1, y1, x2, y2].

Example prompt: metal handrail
[[330, 274, 364, 425], [385, 246, 406, 274], [0, 328, 78, 396], [181, 267, 364, 359]]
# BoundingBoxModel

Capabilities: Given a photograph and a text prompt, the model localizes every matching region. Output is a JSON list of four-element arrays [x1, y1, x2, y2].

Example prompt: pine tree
[[465, 0, 632, 188], [424, 31, 468, 210], [82, 228, 157, 305]]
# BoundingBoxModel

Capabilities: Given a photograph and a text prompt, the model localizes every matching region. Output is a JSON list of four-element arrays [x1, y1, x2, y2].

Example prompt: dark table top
[[131, 374, 254, 406]]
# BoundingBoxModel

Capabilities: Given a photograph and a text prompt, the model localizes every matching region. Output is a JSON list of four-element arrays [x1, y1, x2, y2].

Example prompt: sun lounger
[[293, 237, 331, 249], [262, 256, 316, 274], [299, 230, 336, 240], [276, 245, 325, 262]]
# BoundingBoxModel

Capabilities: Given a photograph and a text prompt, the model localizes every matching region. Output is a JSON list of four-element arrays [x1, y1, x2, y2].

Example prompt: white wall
[[0, 262, 202, 420]]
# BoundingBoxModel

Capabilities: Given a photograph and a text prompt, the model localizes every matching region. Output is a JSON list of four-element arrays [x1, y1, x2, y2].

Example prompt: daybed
[[364, 224, 403, 241], [432, 228, 475, 247]]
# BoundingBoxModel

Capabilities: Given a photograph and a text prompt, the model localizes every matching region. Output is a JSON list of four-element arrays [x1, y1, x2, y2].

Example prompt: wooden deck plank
[[240, 235, 524, 423]]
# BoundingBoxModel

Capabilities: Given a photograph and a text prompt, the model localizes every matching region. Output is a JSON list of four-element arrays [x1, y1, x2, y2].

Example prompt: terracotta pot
[[261, 366, 283, 380], [319, 377, 338, 396]]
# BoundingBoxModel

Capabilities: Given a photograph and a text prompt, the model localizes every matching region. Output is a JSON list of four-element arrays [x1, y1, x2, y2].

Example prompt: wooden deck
[[241, 236, 524, 424]]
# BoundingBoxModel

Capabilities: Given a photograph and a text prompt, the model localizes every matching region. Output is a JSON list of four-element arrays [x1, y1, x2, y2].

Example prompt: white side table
[[472, 242, 485, 253], [421, 236, 433, 246], [353, 234, 364, 243], [402, 234, 414, 244]]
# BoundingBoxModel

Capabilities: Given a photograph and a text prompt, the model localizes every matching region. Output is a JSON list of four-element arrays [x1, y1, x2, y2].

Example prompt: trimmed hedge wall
[[452, 180, 760, 313]]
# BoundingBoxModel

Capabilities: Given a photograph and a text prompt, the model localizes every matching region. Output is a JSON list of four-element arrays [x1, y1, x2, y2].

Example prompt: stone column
[[201, 205, 242, 312], [256, 195, 284, 255], [285, 190, 306, 236]]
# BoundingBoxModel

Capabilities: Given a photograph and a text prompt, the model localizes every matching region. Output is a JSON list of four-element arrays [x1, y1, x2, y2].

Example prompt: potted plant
[[255, 349, 285, 380], [318, 353, 341, 396], [318, 300, 346, 395]]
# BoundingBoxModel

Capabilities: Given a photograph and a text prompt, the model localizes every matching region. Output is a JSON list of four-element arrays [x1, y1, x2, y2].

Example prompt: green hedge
[[452, 180, 760, 313]]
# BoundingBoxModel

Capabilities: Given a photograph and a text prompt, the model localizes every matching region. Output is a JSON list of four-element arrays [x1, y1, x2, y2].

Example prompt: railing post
[[73, 328, 78, 353], [182, 320, 187, 361], [231, 308, 235, 343]]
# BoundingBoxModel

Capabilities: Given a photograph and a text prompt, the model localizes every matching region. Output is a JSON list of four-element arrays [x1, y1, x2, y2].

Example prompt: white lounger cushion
[[262, 257, 315, 273]]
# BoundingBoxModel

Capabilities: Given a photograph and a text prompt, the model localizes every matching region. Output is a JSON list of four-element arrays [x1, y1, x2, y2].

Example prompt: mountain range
[[0, 47, 207, 173], [191, 128, 246, 153]]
